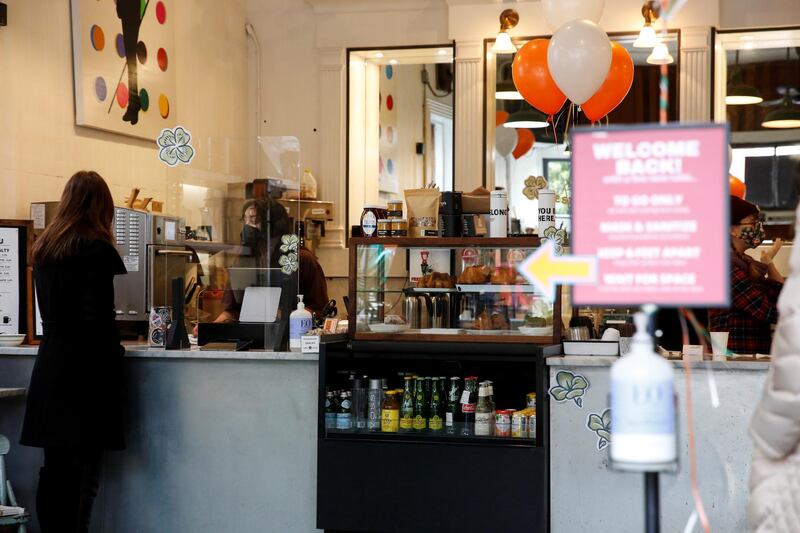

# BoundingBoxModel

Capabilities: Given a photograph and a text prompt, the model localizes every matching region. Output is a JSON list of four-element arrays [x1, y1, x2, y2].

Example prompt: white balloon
[[542, 0, 605, 31], [495, 126, 517, 157], [547, 20, 612, 105]]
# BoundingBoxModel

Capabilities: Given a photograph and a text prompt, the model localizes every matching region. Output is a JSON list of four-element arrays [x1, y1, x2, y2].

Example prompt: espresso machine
[[112, 207, 191, 335]]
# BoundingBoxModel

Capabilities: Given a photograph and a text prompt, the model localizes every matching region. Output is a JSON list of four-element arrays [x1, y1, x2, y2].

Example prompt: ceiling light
[[504, 109, 549, 129], [633, 1, 660, 48], [762, 98, 800, 129], [495, 80, 523, 100], [647, 42, 674, 65], [374, 52, 384, 59], [761, 49, 800, 129], [437, 49, 448, 56], [492, 9, 519, 54], [389, 59, 398, 65], [726, 51, 763, 105]]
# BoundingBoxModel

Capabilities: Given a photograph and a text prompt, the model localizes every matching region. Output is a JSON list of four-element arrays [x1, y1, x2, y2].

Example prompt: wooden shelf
[[349, 236, 543, 248]]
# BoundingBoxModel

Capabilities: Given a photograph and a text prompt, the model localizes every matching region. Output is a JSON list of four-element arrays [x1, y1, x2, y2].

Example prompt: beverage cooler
[[316, 340, 560, 533]]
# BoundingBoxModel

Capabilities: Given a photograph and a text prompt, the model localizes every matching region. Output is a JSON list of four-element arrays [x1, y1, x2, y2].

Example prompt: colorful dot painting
[[115, 33, 125, 58], [157, 48, 168, 71], [156, 1, 167, 24], [386, 95, 394, 111], [94, 77, 107, 102], [90, 25, 105, 51], [137, 41, 147, 64], [385, 65, 393, 80], [140, 89, 150, 112], [116, 82, 129, 109], [386, 126, 394, 143], [158, 94, 170, 119], [387, 159, 394, 175]]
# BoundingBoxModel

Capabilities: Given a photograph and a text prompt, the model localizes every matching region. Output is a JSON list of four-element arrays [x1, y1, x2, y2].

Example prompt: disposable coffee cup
[[710, 331, 729, 359]]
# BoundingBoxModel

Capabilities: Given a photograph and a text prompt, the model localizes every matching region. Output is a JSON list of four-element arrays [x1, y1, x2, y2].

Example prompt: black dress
[[21, 239, 127, 451]]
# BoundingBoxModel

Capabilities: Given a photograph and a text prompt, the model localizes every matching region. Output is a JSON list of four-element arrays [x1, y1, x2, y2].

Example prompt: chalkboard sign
[[0, 220, 32, 341]]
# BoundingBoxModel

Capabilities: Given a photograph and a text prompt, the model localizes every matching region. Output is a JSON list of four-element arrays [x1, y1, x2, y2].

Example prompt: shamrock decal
[[279, 252, 299, 275], [523, 175, 548, 201], [157, 126, 195, 167], [541, 226, 568, 256], [280, 234, 299, 254], [549, 370, 590, 407], [587, 409, 612, 451]]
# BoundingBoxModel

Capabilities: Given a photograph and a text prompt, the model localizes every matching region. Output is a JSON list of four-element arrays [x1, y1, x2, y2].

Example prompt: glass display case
[[347, 237, 562, 344]]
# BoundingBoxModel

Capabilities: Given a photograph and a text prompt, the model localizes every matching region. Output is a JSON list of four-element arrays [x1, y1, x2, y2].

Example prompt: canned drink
[[495, 410, 512, 437], [526, 392, 537, 409], [511, 412, 528, 438], [528, 413, 537, 440], [366, 379, 383, 431]]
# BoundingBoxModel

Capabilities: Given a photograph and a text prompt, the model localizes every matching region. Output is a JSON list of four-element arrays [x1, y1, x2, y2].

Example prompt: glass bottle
[[413, 377, 427, 431], [325, 391, 336, 430], [400, 376, 415, 432], [446, 377, 462, 434], [336, 391, 353, 431], [428, 377, 444, 431], [461, 377, 478, 436], [381, 391, 400, 433], [475, 383, 493, 436]]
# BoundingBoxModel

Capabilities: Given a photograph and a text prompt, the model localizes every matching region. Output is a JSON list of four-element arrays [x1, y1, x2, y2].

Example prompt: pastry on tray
[[490, 267, 517, 285], [384, 314, 407, 325], [457, 265, 492, 284], [473, 310, 510, 330], [417, 272, 455, 289], [524, 315, 547, 327]]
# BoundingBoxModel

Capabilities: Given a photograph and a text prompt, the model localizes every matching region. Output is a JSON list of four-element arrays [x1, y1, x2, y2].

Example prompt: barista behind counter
[[214, 197, 329, 324]]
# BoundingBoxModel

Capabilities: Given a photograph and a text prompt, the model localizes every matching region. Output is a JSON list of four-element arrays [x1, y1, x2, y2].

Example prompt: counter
[[547, 355, 767, 533], [0, 345, 320, 533]]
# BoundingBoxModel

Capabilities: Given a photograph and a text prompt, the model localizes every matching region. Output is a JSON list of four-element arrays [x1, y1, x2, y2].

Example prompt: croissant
[[490, 267, 516, 285], [458, 265, 491, 284], [474, 310, 493, 330]]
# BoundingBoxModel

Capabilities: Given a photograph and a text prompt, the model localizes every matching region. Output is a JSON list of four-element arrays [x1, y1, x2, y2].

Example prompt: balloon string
[[563, 104, 573, 147], [550, 115, 558, 146]]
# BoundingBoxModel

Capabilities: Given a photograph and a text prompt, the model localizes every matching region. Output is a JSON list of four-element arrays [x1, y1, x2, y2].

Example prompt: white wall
[[0, 0, 249, 222], [720, 0, 800, 28]]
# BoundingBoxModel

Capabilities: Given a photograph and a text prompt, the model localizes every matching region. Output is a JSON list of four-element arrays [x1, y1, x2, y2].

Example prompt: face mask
[[240, 224, 261, 244], [738, 222, 765, 248]]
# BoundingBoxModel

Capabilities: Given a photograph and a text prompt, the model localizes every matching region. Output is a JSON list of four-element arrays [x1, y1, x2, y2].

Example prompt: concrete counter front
[[547, 355, 768, 533], [0, 346, 320, 533]]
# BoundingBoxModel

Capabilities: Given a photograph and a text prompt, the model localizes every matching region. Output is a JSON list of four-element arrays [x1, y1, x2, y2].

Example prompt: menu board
[[0, 227, 21, 333], [570, 124, 729, 307]]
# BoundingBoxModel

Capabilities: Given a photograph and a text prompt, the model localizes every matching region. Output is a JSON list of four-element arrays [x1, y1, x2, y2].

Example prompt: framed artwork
[[71, 0, 176, 140], [379, 64, 400, 194], [543, 158, 572, 215]]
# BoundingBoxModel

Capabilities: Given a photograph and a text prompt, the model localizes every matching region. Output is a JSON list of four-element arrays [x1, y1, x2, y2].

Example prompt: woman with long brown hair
[[21, 171, 127, 533]]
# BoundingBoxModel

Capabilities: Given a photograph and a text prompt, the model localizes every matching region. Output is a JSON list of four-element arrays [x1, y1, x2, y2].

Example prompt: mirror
[[484, 32, 679, 235], [715, 28, 800, 219], [347, 44, 455, 236]]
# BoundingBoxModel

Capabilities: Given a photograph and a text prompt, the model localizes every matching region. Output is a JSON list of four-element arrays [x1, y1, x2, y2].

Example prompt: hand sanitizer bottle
[[289, 295, 313, 351], [610, 311, 677, 468]]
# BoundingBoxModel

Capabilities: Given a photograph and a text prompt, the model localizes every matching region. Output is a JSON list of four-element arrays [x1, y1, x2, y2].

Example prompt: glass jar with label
[[377, 219, 391, 238], [390, 219, 408, 237], [387, 200, 403, 219], [361, 205, 386, 238]]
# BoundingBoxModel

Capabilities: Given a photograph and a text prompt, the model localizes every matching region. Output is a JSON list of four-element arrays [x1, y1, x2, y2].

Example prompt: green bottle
[[400, 376, 415, 432], [413, 377, 427, 431], [429, 377, 444, 431]]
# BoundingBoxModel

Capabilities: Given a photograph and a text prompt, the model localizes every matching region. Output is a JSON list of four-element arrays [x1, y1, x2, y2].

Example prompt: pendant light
[[761, 49, 800, 129], [504, 104, 549, 129], [492, 9, 519, 54], [633, 1, 660, 49], [647, 41, 674, 65], [726, 51, 763, 105], [496, 80, 523, 100]]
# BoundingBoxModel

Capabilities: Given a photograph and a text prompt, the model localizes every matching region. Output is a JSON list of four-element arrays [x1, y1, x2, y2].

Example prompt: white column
[[318, 46, 347, 249], [679, 27, 713, 123], [454, 40, 484, 193]]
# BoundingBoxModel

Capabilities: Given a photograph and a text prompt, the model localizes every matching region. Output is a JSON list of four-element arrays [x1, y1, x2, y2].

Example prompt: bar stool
[[0, 435, 28, 533]]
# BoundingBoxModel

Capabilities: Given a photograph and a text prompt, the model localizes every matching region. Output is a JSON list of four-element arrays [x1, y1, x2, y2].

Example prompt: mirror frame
[[345, 42, 456, 243]]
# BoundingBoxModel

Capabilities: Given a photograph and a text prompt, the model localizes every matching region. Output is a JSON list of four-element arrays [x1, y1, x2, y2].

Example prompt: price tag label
[[460, 390, 471, 404], [301, 336, 320, 353]]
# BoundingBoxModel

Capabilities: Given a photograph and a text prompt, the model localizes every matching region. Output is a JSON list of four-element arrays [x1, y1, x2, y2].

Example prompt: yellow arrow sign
[[517, 240, 598, 301]]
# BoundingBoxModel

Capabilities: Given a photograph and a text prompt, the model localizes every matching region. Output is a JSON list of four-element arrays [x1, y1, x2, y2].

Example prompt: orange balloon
[[730, 175, 746, 199], [512, 129, 535, 159], [582, 42, 634, 123], [496, 110, 509, 126], [512, 39, 567, 116]]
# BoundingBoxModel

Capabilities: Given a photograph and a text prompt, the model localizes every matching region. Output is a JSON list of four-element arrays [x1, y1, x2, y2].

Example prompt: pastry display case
[[347, 237, 562, 344]]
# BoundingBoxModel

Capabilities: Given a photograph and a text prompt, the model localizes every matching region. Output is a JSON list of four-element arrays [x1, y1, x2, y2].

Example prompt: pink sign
[[571, 124, 730, 307]]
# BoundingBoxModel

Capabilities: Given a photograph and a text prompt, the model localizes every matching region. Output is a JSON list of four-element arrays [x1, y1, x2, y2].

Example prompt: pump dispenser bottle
[[610, 311, 677, 468], [289, 295, 313, 351]]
